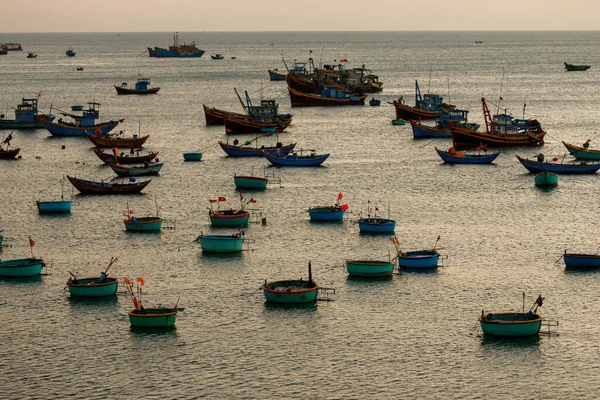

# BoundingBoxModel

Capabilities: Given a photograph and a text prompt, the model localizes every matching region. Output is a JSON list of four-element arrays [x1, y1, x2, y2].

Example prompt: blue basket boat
[[345, 260, 394, 277], [209, 209, 250, 226], [398, 250, 440, 269], [198, 232, 245, 253], [309, 206, 346, 221], [435, 147, 500, 164], [563, 252, 600, 269], [183, 152, 203, 161], [128, 308, 178, 328], [36, 199, 72, 214], [67, 277, 118, 297], [264, 151, 329, 167], [534, 171, 558, 187], [0, 257, 45, 277], [358, 217, 396, 233], [262, 262, 319, 304]]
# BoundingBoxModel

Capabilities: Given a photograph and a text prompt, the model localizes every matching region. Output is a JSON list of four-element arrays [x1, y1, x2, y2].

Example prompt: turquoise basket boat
[[479, 312, 543, 337], [36, 199, 72, 214], [262, 280, 319, 303], [67, 277, 118, 297], [209, 209, 250, 226], [234, 175, 268, 189], [0, 257, 45, 277], [346, 260, 394, 277], [128, 308, 177, 328], [309, 206, 346, 221], [199, 233, 245, 253], [534, 171, 558, 187], [183, 152, 203, 161], [124, 216, 163, 232]]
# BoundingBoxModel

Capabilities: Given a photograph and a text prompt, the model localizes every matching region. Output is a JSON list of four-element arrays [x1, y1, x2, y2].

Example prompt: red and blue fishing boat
[[219, 137, 295, 157], [562, 141, 600, 160], [391, 236, 441, 269], [115, 76, 160, 95], [435, 147, 500, 164], [148, 32, 204, 58], [264, 150, 329, 166], [44, 102, 122, 137], [563, 251, 600, 269], [268, 68, 286, 81], [308, 192, 348, 221], [67, 176, 150, 194], [0, 96, 55, 129], [393, 80, 455, 121], [262, 261, 319, 304], [516, 154, 600, 174]]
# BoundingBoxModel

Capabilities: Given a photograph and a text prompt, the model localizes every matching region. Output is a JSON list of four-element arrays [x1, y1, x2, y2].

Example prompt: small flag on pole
[[340, 204, 349, 210], [29, 237, 35, 247], [218, 196, 226, 202], [338, 193, 343, 200], [209, 199, 217, 203], [137, 277, 145, 286]]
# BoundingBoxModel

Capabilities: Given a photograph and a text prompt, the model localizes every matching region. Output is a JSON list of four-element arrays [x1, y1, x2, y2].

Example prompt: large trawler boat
[[147, 32, 205, 58]]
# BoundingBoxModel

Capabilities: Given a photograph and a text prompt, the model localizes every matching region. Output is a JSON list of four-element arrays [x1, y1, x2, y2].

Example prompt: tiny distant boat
[[71, 105, 83, 111], [369, 98, 381, 106], [562, 141, 600, 160], [92, 147, 158, 164], [67, 176, 150, 194], [516, 154, 600, 174], [0, 257, 45, 277], [393, 80, 455, 120], [288, 86, 367, 107], [44, 102, 121, 137], [268, 69, 286, 81], [0, 97, 55, 129], [0, 48, 6, 56], [563, 251, 600, 269], [211, 54, 224, 60], [309, 193, 348, 221], [264, 151, 329, 167], [435, 147, 500, 164], [148, 32, 204, 58], [66, 257, 119, 297], [115, 76, 160, 95], [197, 231, 246, 253], [234, 175, 268, 190], [183, 152, 203, 161], [479, 295, 545, 337], [86, 131, 149, 148], [76, 67, 83, 71], [262, 261, 319, 304], [345, 260, 394, 277], [392, 235, 441, 269], [66, 48, 76, 57], [564, 62, 590, 71], [124, 216, 162, 232], [392, 119, 406, 126], [534, 171, 558, 187], [108, 162, 164, 176], [27, 53, 37, 58], [219, 138, 295, 157]]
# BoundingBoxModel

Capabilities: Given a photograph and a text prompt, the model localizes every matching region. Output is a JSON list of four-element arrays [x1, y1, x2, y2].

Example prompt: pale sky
[[3, 0, 599, 32]]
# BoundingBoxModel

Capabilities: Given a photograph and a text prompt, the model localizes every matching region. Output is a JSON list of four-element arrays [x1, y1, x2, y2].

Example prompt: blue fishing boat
[[0, 97, 55, 129], [391, 236, 441, 269], [196, 231, 246, 253], [0, 258, 45, 277], [76, 67, 83, 71], [211, 54, 224, 60], [262, 261, 319, 304], [183, 152, 203, 161], [516, 154, 600, 174], [562, 141, 600, 160], [264, 151, 329, 166], [534, 171, 558, 187], [308, 192, 348, 221], [148, 32, 204, 58], [358, 218, 395, 233], [219, 138, 296, 157], [44, 102, 122, 137], [435, 147, 500, 164], [124, 216, 162, 232], [563, 251, 600, 269], [345, 260, 394, 277], [369, 98, 381, 106], [268, 69, 286, 81], [479, 295, 545, 337], [115, 76, 160, 95], [66, 48, 76, 57], [392, 119, 406, 126]]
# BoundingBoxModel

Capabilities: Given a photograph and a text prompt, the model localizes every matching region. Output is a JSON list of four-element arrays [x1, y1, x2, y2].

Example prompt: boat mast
[[234, 88, 248, 114], [497, 68, 504, 115]]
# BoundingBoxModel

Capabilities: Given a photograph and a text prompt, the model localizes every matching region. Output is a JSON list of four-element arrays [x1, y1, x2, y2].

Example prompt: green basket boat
[[124, 216, 163, 232], [0, 257, 45, 277], [262, 261, 319, 304], [479, 312, 543, 337], [233, 175, 268, 190], [199, 233, 245, 253], [345, 260, 394, 277], [67, 277, 118, 297], [534, 171, 558, 187], [128, 308, 177, 328]]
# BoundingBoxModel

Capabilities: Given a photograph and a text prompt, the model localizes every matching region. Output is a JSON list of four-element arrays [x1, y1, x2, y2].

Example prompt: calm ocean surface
[[1, 31, 600, 399]]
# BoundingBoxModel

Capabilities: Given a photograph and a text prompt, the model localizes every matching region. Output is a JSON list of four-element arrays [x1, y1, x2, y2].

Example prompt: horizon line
[[2, 29, 600, 34]]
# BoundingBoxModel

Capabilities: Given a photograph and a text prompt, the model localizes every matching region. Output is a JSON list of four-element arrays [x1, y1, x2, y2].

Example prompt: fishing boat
[[66, 48, 76, 57], [67, 176, 150, 195], [125, 278, 180, 328], [450, 98, 546, 149], [435, 147, 500, 164], [124, 214, 162, 232], [345, 260, 395, 277], [0, 96, 55, 129], [86, 131, 149, 148], [115, 76, 160, 95], [27, 53, 37, 59], [0, 47, 6, 56], [219, 137, 295, 157], [268, 69, 286, 81], [209, 206, 251, 226], [534, 171, 559, 187], [357, 202, 396, 233], [203, 105, 246, 125], [76, 67, 84, 71], [36, 177, 72, 214], [563, 251, 600, 269], [183, 152, 203, 161], [410, 109, 479, 139], [392, 119, 406, 126], [479, 295, 545, 337], [262, 261, 319, 304], [196, 230, 246, 253], [148, 32, 204, 58], [44, 102, 122, 137], [204, 91, 293, 127], [391, 236, 441, 269], [516, 154, 600, 174], [211, 54, 224, 60], [92, 147, 158, 164], [66, 257, 119, 297], [0, 258, 45, 277], [224, 115, 291, 134], [264, 150, 329, 167], [562, 141, 600, 160], [108, 162, 164, 176], [564, 62, 590, 71], [308, 192, 348, 221], [233, 175, 268, 190], [2, 42, 23, 51], [288, 86, 366, 107], [393, 80, 455, 120], [369, 98, 381, 106], [0, 146, 20, 159]]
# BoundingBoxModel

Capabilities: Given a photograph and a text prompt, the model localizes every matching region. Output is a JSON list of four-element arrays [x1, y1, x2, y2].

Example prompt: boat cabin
[[135, 77, 151, 91], [14, 98, 40, 122]]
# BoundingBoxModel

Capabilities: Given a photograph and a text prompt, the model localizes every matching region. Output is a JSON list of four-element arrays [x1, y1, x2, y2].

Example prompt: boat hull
[[411, 121, 451, 138], [199, 235, 245, 253], [234, 176, 268, 189], [183, 152, 203, 161], [148, 47, 204, 58], [0, 148, 20, 159], [67, 278, 118, 297], [262, 280, 318, 303], [203, 105, 246, 125], [534, 172, 559, 186], [288, 87, 366, 107], [0, 116, 55, 129], [209, 211, 250, 226], [264, 152, 329, 166], [564, 253, 600, 269], [451, 125, 545, 149], [93, 148, 158, 164], [128, 308, 177, 327], [286, 74, 318, 93], [225, 116, 291, 134], [124, 217, 162, 232], [220, 142, 296, 157], [44, 120, 119, 137], [398, 250, 439, 269], [0, 258, 44, 277], [86, 133, 149, 148], [435, 147, 500, 164], [516, 155, 600, 174], [115, 86, 160, 95], [346, 260, 394, 277], [563, 141, 600, 160], [37, 200, 72, 213], [308, 207, 345, 221], [358, 218, 396, 233], [268, 69, 286, 81], [109, 162, 164, 176], [67, 176, 150, 194], [479, 312, 542, 337]]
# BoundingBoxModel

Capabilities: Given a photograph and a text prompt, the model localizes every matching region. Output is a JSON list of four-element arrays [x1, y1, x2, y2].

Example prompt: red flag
[[499, 96, 503, 100], [218, 196, 226, 202], [338, 192, 343, 200], [29, 237, 35, 247], [124, 278, 131, 285], [209, 199, 217, 204], [340, 204, 348, 210], [94, 127, 102, 136], [309, 50, 313, 54], [248, 198, 257, 203], [552, 157, 558, 162], [137, 277, 145, 286], [375, 207, 379, 211]]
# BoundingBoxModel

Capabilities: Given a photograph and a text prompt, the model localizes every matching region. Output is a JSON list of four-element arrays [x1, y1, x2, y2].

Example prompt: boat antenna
[[388, 201, 390, 219], [522, 98, 527, 120], [522, 292, 525, 313], [497, 68, 505, 115], [308, 260, 312, 283], [427, 66, 433, 94], [155, 195, 160, 218], [447, 77, 451, 106], [281, 55, 290, 73]]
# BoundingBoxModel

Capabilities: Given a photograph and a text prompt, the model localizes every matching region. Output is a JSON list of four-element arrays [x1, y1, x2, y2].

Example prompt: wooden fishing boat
[[183, 152, 203, 161], [358, 218, 396, 233], [204, 91, 292, 126], [197, 231, 246, 253], [564, 62, 590, 71], [44, 102, 122, 137], [479, 295, 545, 337], [516, 155, 600, 174], [562, 141, 600, 160], [0, 147, 20, 159], [450, 98, 545, 149], [262, 262, 319, 304], [114, 76, 160, 95], [66, 48, 76, 57], [286, 73, 318, 93], [345, 260, 394, 277], [0, 97, 55, 129], [435, 147, 500, 164], [203, 105, 246, 125], [219, 138, 295, 157], [67, 176, 150, 194], [0, 258, 45, 277], [67, 277, 118, 297], [393, 80, 455, 120], [108, 162, 164, 176], [36, 200, 72, 213], [398, 250, 440, 269], [124, 216, 162, 232], [209, 209, 250, 226], [563, 252, 600, 269], [410, 109, 479, 139], [92, 147, 158, 164], [288, 86, 366, 107], [148, 32, 204, 58], [534, 171, 558, 187], [86, 131, 149, 148], [268, 69, 286, 81], [233, 175, 268, 190], [264, 151, 329, 166], [225, 115, 291, 134]]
